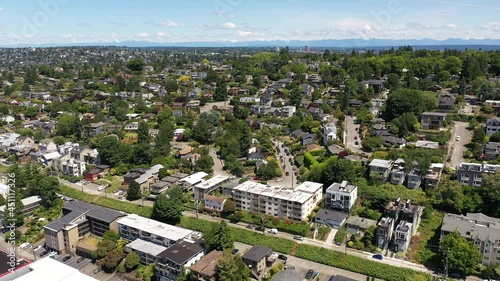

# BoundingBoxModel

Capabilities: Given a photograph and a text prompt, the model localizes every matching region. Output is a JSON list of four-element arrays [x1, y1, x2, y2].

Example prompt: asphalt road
[[447, 121, 471, 169], [200, 101, 233, 114], [269, 139, 299, 189], [209, 147, 229, 176], [345, 116, 367, 155]]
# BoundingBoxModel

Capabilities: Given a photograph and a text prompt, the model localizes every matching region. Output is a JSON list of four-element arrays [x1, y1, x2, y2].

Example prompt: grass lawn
[[82, 235, 101, 247], [0, 164, 9, 174], [107, 179, 123, 193], [59, 185, 153, 217], [407, 210, 444, 265]]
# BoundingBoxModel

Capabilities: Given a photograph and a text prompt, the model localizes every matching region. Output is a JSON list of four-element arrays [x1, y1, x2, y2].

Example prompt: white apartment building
[[281, 106, 296, 118], [231, 181, 323, 221], [117, 214, 196, 248], [325, 181, 358, 212], [394, 220, 413, 253], [193, 175, 229, 201]]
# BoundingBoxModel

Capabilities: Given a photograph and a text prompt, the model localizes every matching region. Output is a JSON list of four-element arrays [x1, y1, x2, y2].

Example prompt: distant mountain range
[[3, 38, 500, 49]]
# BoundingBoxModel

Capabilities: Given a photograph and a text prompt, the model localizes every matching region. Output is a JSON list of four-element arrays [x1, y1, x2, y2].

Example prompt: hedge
[[239, 213, 310, 236], [295, 244, 430, 281], [59, 185, 153, 217]]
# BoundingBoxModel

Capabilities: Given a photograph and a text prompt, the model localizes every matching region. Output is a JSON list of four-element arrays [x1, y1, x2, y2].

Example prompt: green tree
[[96, 136, 132, 166], [165, 79, 178, 93], [57, 114, 78, 137], [481, 172, 500, 217], [382, 89, 432, 121], [152, 193, 184, 224], [222, 199, 236, 215], [137, 121, 150, 144], [192, 119, 214, 144], [124, 251, 140, 271], [103, 230, 120, 244], [127, 57, 145, 72], [92, 239, 115, 260], [362, 136, 384, 152], [101, 249, 123, 271], [489, 132, 500, 143], [126, 180, 142, 201], [214, 79, 228, 101], [439, 231, 481, 275], [205, 221, 234, 251], [24, 107, 38, 118], [472, 126, 486, 144], [38, 176, 60, 208], [391, 112, 419, 137], [156, 120, 174, 154], [195, 154, 214, 174], [319, 158, 356, 187], [216, 249, 250, 281]]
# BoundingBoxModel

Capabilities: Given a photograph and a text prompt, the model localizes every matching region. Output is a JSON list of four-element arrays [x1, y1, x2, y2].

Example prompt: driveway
[[209, 147, 228, 176], [345, 116, 369, 155], [269, 139, 298, 189], [447, 121, 471, 169]]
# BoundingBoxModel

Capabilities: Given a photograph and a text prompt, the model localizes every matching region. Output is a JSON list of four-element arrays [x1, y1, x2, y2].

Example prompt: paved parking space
[[55, 255, 93, 271]]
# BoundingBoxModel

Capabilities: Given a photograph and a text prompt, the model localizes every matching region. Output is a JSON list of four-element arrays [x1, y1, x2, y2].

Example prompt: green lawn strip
[[59, 185, 153, 217], [180, 217, 430, 281]]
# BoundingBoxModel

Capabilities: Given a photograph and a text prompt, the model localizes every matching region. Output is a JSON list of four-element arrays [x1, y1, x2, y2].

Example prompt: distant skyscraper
[[276, 47, 280, 52], [285, 46, 289, 52], [305, 45, 310, 53]]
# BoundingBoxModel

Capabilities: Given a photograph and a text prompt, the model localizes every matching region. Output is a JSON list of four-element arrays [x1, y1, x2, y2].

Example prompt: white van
[[268, 228, 278, 234]]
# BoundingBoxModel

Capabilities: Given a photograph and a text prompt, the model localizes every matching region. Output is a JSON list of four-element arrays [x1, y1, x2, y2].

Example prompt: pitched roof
[[189, 250, 223, 277], [158, 240, 204, 265], [241, 245, 273, 262], [63, 200, 126, 223]]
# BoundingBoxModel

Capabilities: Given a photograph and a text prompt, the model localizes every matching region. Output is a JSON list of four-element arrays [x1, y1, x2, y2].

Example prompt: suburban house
[[322, 123, 337, 145], [301, 134, 316, 146], [485, 100, 500, 112], [314, 209, 348, 229], [189, 250, 223, 281], [441, 213, 500, 266], [424, 163, 444, 189], [394, 220, 413, 253], [203, 195, 227, 213], [407, 167, 423, 189], [438, 93, 456, 110], [90, 121, 105, 136], [325, 181, 358, 212], [345, 216, 377, 235], [376, 217, 395, 250], [0, 195, 42, 222], [420, 112, 448, 130], [369, 159, 393, 181], [390, 159, 406, 185], [281, 106, 296, 118], [457, 162, 500, 187], [241, 246, 274, 280], [359, 79, 384, 93], [70, 145, 100, 165], [484, 142, 500, 160], [486, 118, 500, 136]]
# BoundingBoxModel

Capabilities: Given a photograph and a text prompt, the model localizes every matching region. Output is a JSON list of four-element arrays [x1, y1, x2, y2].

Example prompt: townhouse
[[457, 162, 500, 187], [325, 181, 358, 212]]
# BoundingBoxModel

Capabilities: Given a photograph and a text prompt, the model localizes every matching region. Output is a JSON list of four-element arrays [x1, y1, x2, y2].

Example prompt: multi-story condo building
[[117, 214, 195, 248], [406, 167, 422, 189], [424, 163, 444, 189], [193, 175, 229, 201], [231, 181, 323, 221], [441, 213, 500, 266], [125, 238, 168, 265], [394, 220, 413, 253], [156, 240, 204, 281], [376, 217, 394, 250], [44, 201, 126, 255], [325, 181, 358, 212], [369, 159, 393, 181], [70, 145, 99, 165], [457, 162, 500, 187]]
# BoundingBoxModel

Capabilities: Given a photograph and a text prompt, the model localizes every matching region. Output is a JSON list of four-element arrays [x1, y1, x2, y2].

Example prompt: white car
[[33, 245, 43, 252], [275, 178, 283, 182], [97, 186, 106, 191], [456, 136, 461, 141], [19, 242, 31, 250]]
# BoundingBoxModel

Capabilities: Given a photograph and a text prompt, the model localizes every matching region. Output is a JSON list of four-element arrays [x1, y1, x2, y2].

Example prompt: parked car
[[372, 254, 383, 260], [20, 242, 31, 250], [33, 245, 43, 252], [456, 135, 460, 141], [63, 255, 71, 262], [293, 235, 304, 241], [40, 251, 49, 257], [277, 254, 287, 261], [268, 228, 278, 234], [77, 257, 86, 263], [94, 267, 103, 274], [285, 171, 289, 176], [449, 273, 463, 280], [305, 269, 314, 279], [255, 226, 265, 232], [354, 136, 358, 140], [246, 224, 253, 229], [231, 249, 239, 255]]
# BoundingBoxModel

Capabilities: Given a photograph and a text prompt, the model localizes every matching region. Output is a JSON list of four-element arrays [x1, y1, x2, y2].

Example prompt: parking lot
[[51, 254, 113, 280]]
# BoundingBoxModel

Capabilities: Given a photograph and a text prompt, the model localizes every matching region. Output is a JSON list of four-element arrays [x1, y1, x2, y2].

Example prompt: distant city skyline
[[1, 0, 500, 45]]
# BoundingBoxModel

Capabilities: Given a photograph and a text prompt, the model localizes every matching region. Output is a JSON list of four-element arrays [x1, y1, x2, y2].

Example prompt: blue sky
[[1, 0, 500, 44]]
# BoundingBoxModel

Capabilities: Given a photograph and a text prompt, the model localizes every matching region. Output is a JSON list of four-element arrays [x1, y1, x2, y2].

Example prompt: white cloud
[[237, 30, 257, 37], [222, 22, 236, 29], [157, 32, 165, 37], [137, 32, 149, 38], [161, 20, 185, 27], [483, 22, 500, 30], [0, 6, 4, 12], [445, 24, 457, 29], [406, 22, 433, 30]]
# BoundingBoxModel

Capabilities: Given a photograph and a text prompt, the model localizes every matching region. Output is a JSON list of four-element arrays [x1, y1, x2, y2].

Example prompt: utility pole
[[345, 230, 348, 255], [195, 200, 199, 219], [444, 252, 449, 279], [261, 216, 266, 235]]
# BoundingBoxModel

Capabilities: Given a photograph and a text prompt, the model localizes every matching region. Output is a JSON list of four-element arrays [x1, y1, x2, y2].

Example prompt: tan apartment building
[[44, 201, 126, 255], [231, 181, 323, 221]]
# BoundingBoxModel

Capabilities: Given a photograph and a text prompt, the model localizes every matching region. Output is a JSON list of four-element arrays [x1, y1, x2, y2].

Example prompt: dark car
[[255, 226, 265, 232], [77, 257, 86, 263], [305, 269, 314, 279], [293, 235, 304, 241], [449, 273, 462, 280], [63, 255, 71, 262], [40, 251, 49, 257], [277, 254, 287, 261], [0, 228, 9, 234], [246, 224, 253, 229], [231, 249, 239, 255], [372, 254, 383, 260], [285, 171, 289, 176]]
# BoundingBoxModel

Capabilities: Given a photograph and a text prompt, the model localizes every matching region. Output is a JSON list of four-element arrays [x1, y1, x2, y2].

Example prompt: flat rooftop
[[117, 214, 193, 242], [13, 257, 98, 281], [234, 181, 321, 204], [194, 175, 229, 190], [126, 239, 168, 256], [180, 172, 208, 185]]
